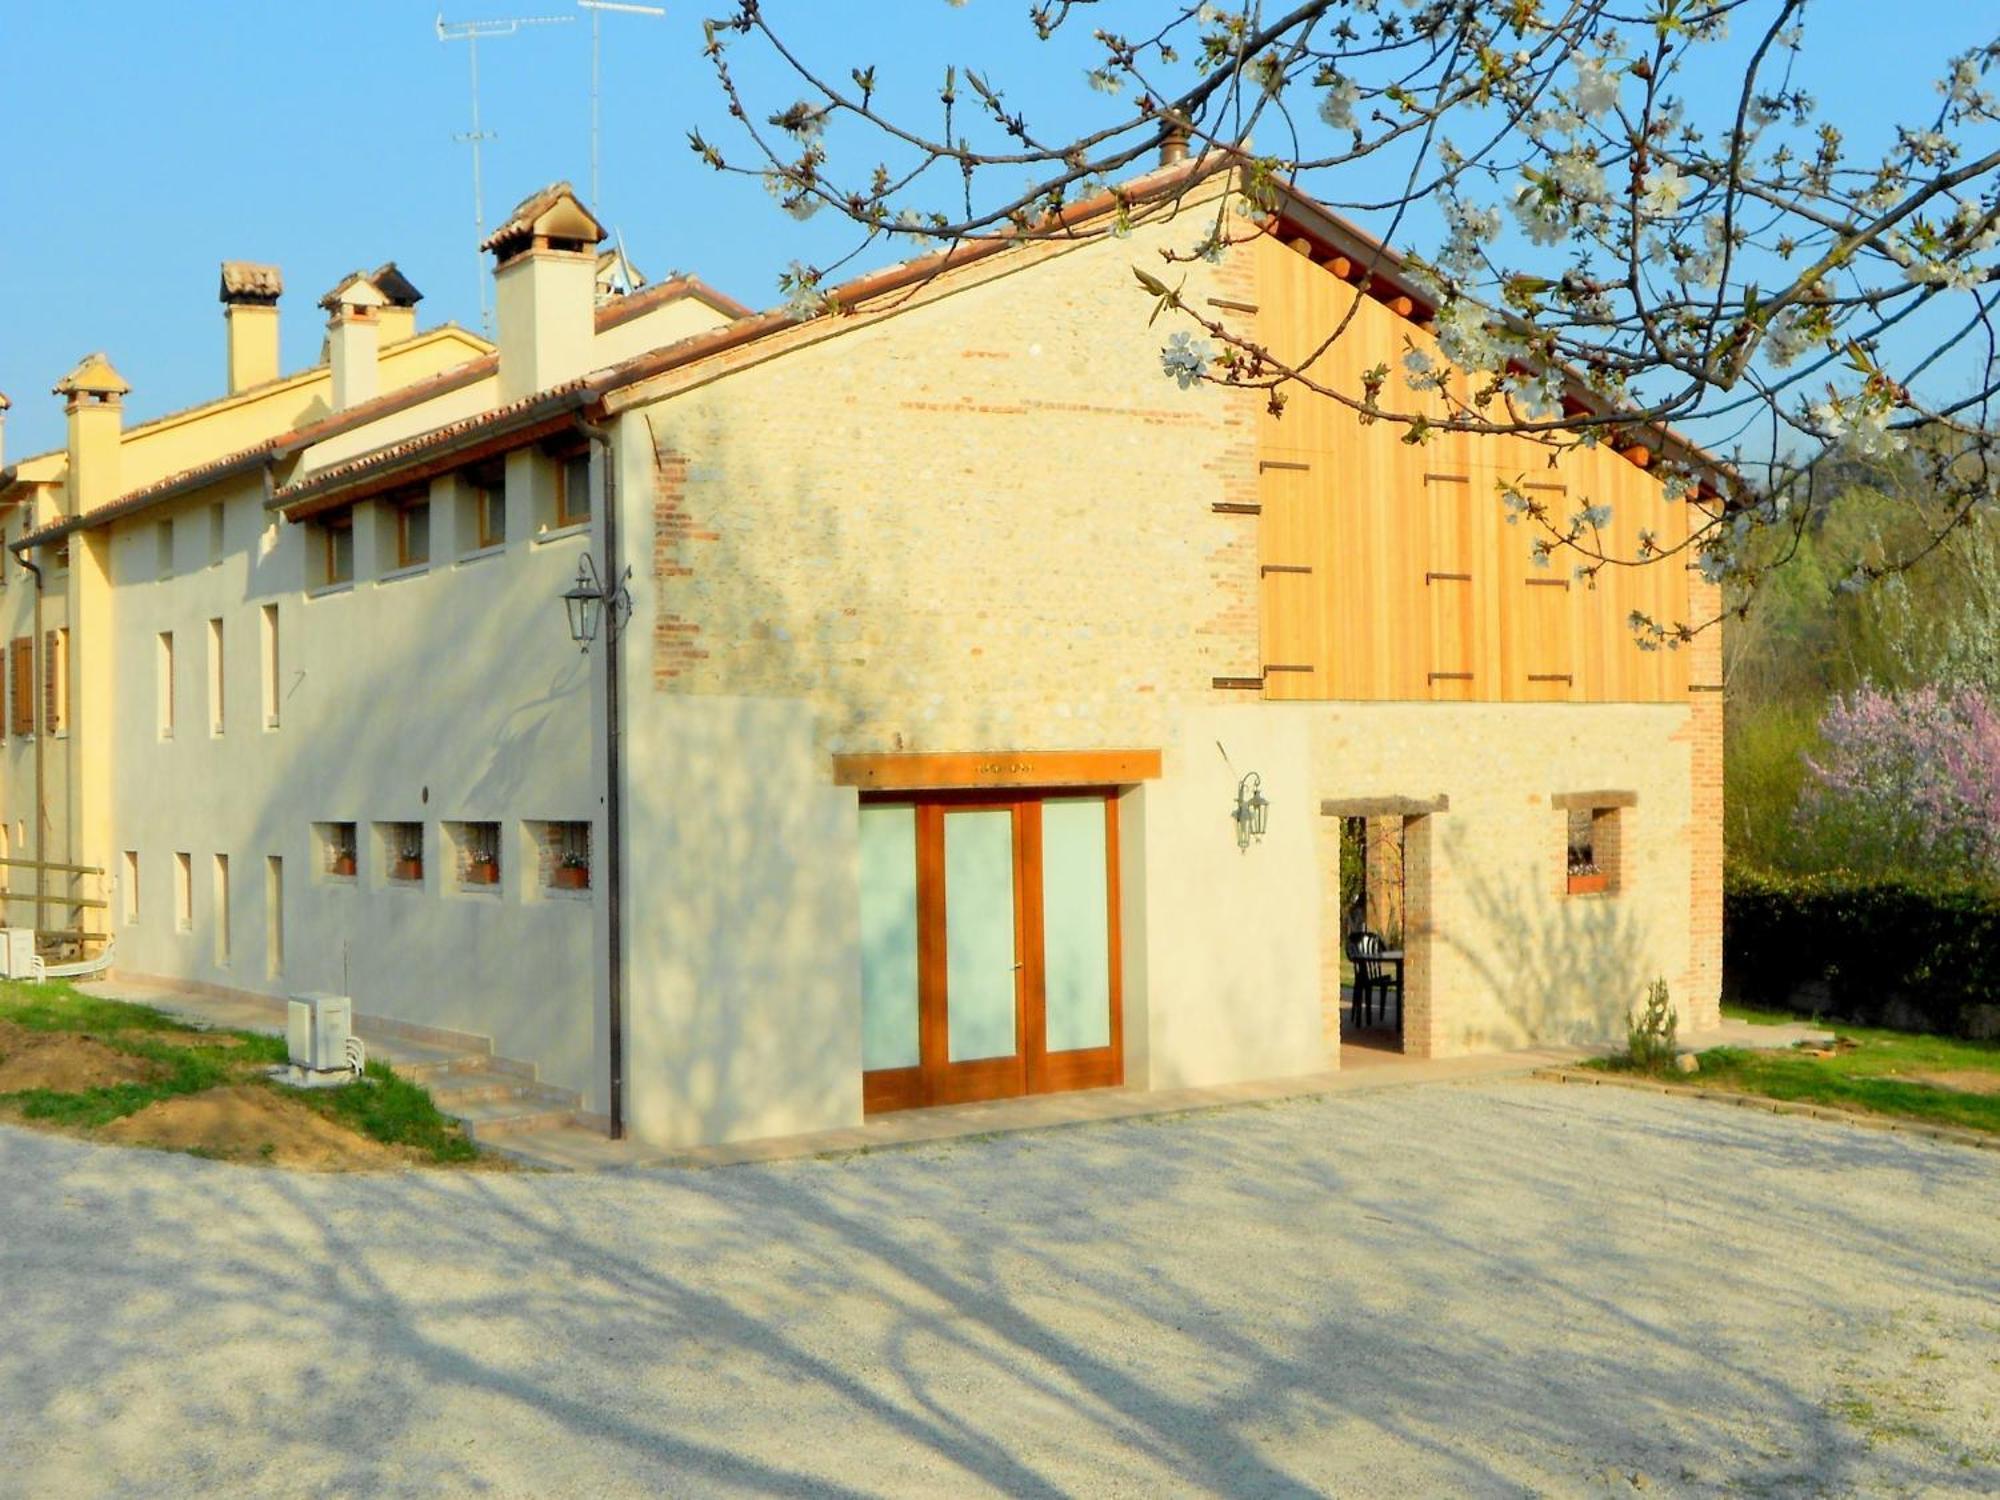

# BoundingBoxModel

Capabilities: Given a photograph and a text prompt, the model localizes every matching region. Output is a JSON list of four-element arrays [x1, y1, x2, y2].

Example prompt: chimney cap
[[53, 352, 130, 399], [0, 390, 11, 411], [368, 262, 425, 308], [318, 271, 391, 316], [220, 261, 284, 305], [481, 181, 606, 258]]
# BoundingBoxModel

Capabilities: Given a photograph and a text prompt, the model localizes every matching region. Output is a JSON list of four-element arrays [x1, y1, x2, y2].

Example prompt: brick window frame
[[1553, 790, 1636, 897]]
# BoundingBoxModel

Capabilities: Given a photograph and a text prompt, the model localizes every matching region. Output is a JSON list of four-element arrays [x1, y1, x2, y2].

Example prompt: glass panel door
[[858, 804, 920, 1071], [943, 808, 1018, 1063], [1040, 797, 1112, 1052]]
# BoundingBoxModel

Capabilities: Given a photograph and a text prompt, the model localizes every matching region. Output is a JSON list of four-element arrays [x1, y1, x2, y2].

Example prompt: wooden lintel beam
[[1320, 794, 1450, 818], [1549, 789, 1639, 810]]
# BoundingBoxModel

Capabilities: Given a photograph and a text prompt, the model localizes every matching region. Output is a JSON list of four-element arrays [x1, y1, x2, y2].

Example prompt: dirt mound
[[0, 1021, 159, 1093], [97, 1085, 410, 1171], [1905, 1070, 2000, 1097]]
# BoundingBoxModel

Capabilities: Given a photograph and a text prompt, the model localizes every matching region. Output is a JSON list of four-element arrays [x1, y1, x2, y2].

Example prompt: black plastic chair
[[1344, 928, 1401, 1030]]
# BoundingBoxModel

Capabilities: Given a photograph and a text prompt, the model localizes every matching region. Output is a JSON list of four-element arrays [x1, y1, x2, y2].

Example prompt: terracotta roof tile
[[481, 181, 605, 254], [219, 261, 283, 304]]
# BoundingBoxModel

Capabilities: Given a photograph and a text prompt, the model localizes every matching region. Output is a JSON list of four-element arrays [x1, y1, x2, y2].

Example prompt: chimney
[[1159, 126, 1190, 167], [53, 353, 129, 517], [219, 261, 283, 394], [369, 262, 424, 346], [483, 182, 606, 403], [319, 272, 388, 411]]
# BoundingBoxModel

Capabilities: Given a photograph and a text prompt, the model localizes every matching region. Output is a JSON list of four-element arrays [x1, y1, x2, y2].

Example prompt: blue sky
[[0, 2, 1988, 461]]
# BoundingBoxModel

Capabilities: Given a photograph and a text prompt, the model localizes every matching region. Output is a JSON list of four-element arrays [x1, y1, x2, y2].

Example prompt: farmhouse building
[[0, 157, 1722, 1149]]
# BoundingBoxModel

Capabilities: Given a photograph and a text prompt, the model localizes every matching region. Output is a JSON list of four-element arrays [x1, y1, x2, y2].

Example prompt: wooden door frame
[[860, 788, 1124, 1113]]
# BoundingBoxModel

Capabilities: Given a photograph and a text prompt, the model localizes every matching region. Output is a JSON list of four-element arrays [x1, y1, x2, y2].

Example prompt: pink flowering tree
[[1799, 685, 2000, 882]]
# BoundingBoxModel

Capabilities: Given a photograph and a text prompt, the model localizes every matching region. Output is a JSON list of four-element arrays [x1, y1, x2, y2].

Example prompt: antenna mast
[[436, 10, 575, 331], [577, 1, 666, 214]]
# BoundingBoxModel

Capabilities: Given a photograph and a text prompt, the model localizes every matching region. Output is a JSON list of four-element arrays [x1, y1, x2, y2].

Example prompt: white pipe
[[34, 937, 115, 982]]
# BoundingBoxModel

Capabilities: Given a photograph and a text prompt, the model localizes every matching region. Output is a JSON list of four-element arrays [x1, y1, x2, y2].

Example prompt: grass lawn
[[1590, 1002, 2000, 1135], [0, 979, 479, 1166]]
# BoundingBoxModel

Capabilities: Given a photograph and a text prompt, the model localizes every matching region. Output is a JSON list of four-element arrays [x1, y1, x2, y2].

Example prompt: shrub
[[1796, 684, 2000, 884], [1724, 869, 2000, 1037], [1625, 978, 1679, 1073]]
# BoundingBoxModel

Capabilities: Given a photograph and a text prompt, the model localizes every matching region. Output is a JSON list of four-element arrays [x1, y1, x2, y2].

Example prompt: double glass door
[[860, 791, 1123, 1112]]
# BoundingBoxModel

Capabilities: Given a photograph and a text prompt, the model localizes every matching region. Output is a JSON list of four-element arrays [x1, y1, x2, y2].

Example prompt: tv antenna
[[577, 2, 667, 214], [436, 10, 575, 330]]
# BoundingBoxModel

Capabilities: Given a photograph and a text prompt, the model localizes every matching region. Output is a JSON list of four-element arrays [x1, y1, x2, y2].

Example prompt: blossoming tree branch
[[692, 1, 2000, 641]]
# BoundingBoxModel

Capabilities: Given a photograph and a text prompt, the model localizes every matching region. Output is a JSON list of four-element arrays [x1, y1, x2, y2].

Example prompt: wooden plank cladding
[[1249, 231, 1692, 704], [1321, 794, 1450, 818], [833, 748, 1162, 791]]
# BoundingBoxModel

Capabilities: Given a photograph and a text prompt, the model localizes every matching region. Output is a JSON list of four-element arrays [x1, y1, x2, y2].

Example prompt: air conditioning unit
[[0, 929, 37, 979], [287, 992, 354, 1073]]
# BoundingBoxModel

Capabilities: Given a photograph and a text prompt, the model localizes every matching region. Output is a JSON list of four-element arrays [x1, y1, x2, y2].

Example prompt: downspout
[[16, 548, 45, 938], [579, 418, 625, 1140]]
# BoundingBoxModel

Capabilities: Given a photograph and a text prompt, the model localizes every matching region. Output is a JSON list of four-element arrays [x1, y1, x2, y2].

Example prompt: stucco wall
[[101, 458, 610, 1107]]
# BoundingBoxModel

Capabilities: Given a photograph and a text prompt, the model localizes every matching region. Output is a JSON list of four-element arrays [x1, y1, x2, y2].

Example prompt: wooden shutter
[[42, 630, 60, 734], [10, 638, 31, 736], [1425, 475, 1475, 699]]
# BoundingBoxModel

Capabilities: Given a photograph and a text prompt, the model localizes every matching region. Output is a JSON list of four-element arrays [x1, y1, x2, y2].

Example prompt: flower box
[[1567, 871, 1610, 896], [553, 864, 590, 891], [393, 857, 424, 883], [464, 859, 500, 887]]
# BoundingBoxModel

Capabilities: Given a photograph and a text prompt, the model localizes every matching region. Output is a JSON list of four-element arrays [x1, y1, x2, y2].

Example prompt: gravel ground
[[3, 1080, 1996, 1499]]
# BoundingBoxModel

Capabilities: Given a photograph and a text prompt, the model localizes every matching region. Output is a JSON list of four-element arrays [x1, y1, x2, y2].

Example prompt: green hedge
[[1725, 870, 2000, 1038]]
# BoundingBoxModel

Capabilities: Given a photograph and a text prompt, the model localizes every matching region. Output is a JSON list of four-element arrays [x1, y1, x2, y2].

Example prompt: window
[[466, 459, 506, 552], [447, 820, 501, 890], [123, 851, 139, 923], [533, 820, 592, 894], [317, 510, 355, 587], [212, 854, 230, 965], [395, 493, 431, 569], [266, 856, 284, 978], [378, 820, 425, 886], [316, 821, 358, 881], [208, 502, 226, 566], [207, 617, 224, 735], [156, 519, 174, 580], [174, 852, 192, 932], [555, 450, 592, 528], [260, 604, 280, 729], [1560, 797, 1629, 896], [43, 629, 65, 736], [157, 631, 175, 739], [10, 636, 32, 736]]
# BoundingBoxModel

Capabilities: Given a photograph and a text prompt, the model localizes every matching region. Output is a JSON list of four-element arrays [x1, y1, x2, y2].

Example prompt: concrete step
[[446, 1093, 581, 1142], [428, 1077, 575, 1110], [395, 1052, 538, 1088]]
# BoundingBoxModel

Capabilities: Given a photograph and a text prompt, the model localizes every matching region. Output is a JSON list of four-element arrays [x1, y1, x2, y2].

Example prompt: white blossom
[[1573, 56, 1619, 118], [1160, 331, 1211, 389], [1318, 76, 1359, 130], [1641, 162, 1690, 217]]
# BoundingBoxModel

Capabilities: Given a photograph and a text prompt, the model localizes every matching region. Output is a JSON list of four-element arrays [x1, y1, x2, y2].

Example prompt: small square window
[[447, 820, 502, 890], [1563, 804, 1624, 896], [377, 821, 425, 886], [532, 820, 592, 894], [315, 821, 359, 881]]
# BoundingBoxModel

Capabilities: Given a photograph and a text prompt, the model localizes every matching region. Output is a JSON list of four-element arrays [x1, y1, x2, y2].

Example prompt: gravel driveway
[[3, 1080, 1996, 1498]]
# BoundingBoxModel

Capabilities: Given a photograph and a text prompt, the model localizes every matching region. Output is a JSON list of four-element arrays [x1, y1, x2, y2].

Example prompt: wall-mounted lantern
[[1233, 772, 1270, 851], [561, 551, 631, 653]]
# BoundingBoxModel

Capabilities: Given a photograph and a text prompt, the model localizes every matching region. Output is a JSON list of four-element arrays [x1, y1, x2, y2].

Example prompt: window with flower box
[[531, 820, 592, 894], [315, 821, 358, 883], [1554, 791, 1633, 896], [447, 820, 502, 891], [377, 821, 426, 886]]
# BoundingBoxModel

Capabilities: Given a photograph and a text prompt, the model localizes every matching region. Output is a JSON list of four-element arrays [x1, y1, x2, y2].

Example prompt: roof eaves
[[14, 444, 277, 552]]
